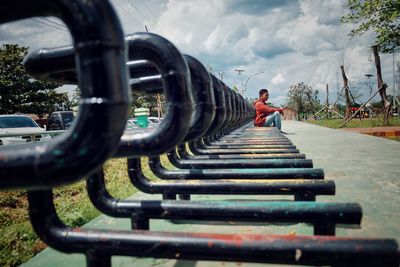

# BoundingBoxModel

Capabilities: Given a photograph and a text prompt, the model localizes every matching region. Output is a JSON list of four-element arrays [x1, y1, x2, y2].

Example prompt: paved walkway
[[21, 121, 400, 267]]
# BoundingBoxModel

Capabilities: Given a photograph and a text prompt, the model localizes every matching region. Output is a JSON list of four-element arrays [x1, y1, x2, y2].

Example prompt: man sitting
[[253, 89, 286, 131]]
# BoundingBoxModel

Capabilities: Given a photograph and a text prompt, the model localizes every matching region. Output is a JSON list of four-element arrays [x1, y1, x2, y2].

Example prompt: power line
[[134, 1, 169, 33], [114, 0, 142, 26], [126, 0, 151, 23], [39, 17, 67, 29], [30, 18, 68, 32], [124, 0, 165, 34], [127, 0, 185, 44], [138, 0, 159, 20]]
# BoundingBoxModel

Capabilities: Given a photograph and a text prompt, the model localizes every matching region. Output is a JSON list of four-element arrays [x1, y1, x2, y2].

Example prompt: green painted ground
[[16, 121, 400, 267]]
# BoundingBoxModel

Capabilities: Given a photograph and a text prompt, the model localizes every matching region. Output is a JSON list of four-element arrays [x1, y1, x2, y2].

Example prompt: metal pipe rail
[[175, 143, 307, 160], [128, 158, 334, 201], [87, 170, 359, 235], [23, 42, 257, 149], [22, 34, 281, 165], [0, 0, 129, 190], [194, 141, 297, 149], [25, 33, 194, 158], [19, 43, 163, 90], [202, 129, 293, 147], [188, 127, 299, 155], [28, 190, 400, 267], [182, 55, 216, 141], [166, 152, 313, 169], [147, 156, 324, 180]]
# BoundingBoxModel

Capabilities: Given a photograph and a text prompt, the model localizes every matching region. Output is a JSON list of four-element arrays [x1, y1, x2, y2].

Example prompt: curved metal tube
[[115, 33, 192, 157], [204, 75, 227, 136], [147, 156, 324, 180], [127, 158, 334, 201], [220, 83, 233, 130], [86, 170, 361, 236], [24, 32, 193, 158], [28, 189, 399, 267], [0, 0, 129, 190], [166, 151, 312, 169], [188, 141, 300, 155], [182, 55, 216, 141], [175, 143, 306, 160], [23, 44, 163, 92]]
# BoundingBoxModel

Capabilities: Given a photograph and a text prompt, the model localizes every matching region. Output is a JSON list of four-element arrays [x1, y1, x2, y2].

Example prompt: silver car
[[0, 115, 51, 146]]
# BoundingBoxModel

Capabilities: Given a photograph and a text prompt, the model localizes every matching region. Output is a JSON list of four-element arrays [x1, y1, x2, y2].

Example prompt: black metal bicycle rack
[[0, 0, 130, 190], [1, 1, 399, 266]]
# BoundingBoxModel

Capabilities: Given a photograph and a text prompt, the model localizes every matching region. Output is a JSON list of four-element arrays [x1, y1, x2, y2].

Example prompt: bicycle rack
[[0, 0, 129, 190], [28, 189, 399, 267], [87, 169, 360, 235], [147, 156, 324, 180], [3, 2, 399, 265]]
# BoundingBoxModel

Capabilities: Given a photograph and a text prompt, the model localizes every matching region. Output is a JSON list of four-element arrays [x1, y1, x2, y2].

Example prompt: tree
[[372, 45, 391, 124], [341, 0, 397, 125], [340, 65, 352, 119], [130, 91, 164, 117], [341, 0, 400, 53], [69, 87, 80, 107], [286, 82, 320, 120], [0, 44, 66, 117]]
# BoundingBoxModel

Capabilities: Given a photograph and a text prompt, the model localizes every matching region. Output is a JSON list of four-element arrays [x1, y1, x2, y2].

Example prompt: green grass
[[0, 156, 169, 267], [386, 136, 400, 142], [308, 116, 400, 129]]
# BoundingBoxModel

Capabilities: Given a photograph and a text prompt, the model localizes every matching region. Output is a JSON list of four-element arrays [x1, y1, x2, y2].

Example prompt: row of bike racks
[[1, 1, 399, 266]]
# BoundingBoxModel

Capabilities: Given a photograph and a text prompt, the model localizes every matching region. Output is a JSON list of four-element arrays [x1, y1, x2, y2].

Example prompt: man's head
[[259, 89, 269, 101]]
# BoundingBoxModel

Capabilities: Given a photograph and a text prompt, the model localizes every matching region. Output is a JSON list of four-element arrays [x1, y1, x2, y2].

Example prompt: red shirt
[[253, 99, 282, 127]]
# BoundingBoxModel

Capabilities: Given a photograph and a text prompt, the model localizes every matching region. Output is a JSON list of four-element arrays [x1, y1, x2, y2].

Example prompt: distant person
[[253, 89, 287, 131]]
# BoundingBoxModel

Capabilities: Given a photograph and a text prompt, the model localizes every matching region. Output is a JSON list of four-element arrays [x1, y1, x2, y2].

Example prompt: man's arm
[[255, 102, 285, 114]]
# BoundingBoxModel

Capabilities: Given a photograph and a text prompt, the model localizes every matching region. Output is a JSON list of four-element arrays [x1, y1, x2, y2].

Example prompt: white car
[[127, 118, 154, 129], [0, 115, 51, 146]]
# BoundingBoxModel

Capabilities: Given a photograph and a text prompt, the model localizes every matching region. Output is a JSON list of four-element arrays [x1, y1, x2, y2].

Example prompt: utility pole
[[235, 69, 245, 95], [218, 72, 225, 82], [325, 84, 329, 107], [325, 84, 329, 119], [365, 74, 374, 96]]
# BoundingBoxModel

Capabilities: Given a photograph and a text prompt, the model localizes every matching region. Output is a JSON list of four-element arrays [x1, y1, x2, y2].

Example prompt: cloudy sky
[[1, 0, 398, 105]]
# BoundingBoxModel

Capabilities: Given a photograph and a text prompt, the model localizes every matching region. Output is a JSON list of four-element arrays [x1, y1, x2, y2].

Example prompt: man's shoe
[[280, 130, 288, 134]]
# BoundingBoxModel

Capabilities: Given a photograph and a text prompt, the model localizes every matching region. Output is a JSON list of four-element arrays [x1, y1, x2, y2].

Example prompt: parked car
[[148, 116, 162, 125], [125, 119, 139, 130], [126, 118, 154, 129], [0, 115, 50, 146], [126, 117, 161, 128], [47, 111, 75, 131]]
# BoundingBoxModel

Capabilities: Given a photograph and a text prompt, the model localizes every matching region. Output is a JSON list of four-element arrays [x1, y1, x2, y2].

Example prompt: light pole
[[364, 74, 375, 117], [243, 72, 264, 95], [365, 73, 374, 96], [234, 69, 245, 95]]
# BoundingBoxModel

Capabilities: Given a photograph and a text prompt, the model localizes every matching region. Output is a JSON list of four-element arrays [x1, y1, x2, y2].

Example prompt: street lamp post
[[242, 72, 264, 95], [365, 74, 374, 96], [235, 69, 245, 94]]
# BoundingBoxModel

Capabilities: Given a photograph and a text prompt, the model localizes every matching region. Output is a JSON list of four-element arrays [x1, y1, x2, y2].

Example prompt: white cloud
[[271, 73, 286, 85], [1, 0, 397, 106]]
